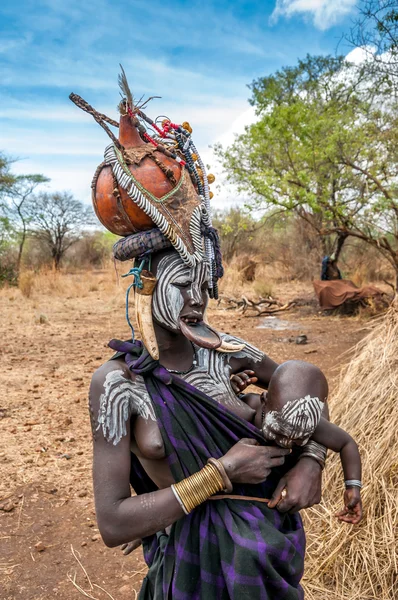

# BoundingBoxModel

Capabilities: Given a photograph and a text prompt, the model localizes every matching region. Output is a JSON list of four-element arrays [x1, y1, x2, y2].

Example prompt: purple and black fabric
[[113, 228, 172, 262], [109, 340, 306, 600]]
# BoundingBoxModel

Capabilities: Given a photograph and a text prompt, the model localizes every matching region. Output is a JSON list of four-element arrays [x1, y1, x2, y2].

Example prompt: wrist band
[[207, 457, 233, 493], [171, 484, 189, 515], [299, 440, 327, 470], [172, 463, 225, 514], [344, 479, 362, 489]]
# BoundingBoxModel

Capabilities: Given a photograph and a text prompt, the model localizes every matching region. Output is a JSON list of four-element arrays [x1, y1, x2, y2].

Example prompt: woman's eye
[[173, 281, 190, 289]]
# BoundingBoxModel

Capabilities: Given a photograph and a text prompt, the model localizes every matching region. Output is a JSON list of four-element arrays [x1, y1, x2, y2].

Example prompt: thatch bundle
[[303, 305, 398, 600]]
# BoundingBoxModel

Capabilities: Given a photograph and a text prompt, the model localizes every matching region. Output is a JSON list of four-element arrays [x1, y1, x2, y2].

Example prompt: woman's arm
[[89, 362, 184, 547]]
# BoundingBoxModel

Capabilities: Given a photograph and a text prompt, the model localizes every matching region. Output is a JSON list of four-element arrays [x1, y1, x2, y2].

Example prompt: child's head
[[262, 360, 328, 448]]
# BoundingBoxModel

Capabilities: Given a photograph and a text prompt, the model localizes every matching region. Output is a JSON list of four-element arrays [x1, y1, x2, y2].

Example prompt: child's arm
[[312, 418, 362, 524]]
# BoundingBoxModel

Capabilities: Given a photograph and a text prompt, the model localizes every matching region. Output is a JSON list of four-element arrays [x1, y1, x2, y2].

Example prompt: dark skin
[[90, 249, 325, 549], [233, 364, 362, 524]]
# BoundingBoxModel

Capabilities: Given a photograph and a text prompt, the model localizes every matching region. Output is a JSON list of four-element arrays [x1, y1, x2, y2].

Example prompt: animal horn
[[135, 271, 159, 360], [216, 339, 246, 353], [204, 309, 246, 353]]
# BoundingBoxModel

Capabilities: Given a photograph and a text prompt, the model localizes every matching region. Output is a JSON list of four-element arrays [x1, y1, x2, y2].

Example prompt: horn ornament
[[135, 271, 159, 360], [204, 309, 246, 353]]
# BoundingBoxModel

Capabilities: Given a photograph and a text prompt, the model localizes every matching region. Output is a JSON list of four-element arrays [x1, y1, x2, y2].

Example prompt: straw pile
[[303, 304, 398, 600]]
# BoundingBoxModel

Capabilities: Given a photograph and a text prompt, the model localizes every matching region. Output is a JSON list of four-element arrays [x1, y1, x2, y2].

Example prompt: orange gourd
[[92, 115, 182, 235]]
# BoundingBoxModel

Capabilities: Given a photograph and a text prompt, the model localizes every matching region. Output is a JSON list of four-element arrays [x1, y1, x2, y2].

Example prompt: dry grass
[[15, 268, 123, 299], [219, 257, 289, 299], [18, 271, 35, 298], [303, 303, 398, 600]]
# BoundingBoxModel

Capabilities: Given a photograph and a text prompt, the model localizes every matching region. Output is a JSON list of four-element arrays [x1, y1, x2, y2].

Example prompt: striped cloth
[[109, 340, 306, 600], [113, 228, 172, 261]]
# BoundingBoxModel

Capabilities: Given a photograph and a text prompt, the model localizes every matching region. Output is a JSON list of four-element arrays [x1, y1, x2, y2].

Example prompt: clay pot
[[92, 115, 181, 235]]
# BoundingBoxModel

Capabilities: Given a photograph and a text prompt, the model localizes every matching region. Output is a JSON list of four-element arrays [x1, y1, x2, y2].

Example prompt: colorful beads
[[182, 121, 193, 134], [207, 174, 215, 184]]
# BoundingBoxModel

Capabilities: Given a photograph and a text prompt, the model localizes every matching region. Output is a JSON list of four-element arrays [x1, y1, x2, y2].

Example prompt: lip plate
[[178, 318, 221, 350]]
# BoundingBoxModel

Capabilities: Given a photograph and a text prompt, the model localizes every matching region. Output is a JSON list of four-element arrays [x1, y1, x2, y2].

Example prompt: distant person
[[321, 254, 342, 281]]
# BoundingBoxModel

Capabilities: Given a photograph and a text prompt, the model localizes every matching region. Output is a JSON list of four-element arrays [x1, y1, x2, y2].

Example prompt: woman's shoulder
[[217, 333, 265, 363]]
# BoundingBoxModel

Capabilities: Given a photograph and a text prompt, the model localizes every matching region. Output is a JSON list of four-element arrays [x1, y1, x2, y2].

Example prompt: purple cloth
[[109, 339, 306, 599]]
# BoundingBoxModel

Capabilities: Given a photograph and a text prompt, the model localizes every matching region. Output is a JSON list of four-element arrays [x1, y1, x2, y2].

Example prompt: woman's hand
[[268, 457, 322, 512], [219, 438, 290, 485], [120, 539, 142, 555], [230, 370, 258, 393]]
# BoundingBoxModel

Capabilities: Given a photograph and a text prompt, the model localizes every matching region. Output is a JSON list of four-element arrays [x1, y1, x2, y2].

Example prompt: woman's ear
[[261, 391, 268, 406]]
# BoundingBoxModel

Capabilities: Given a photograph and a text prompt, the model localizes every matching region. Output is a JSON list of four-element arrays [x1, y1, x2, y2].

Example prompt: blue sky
[[0, 0, 359, 209]]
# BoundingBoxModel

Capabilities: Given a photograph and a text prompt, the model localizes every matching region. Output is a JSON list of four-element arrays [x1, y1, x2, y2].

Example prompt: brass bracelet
[[172, 463, 225, 514], [207, 457, 233, 493]]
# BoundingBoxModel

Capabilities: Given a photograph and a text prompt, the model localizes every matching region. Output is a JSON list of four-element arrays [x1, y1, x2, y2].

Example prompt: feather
[[118, 64, 134, 109]]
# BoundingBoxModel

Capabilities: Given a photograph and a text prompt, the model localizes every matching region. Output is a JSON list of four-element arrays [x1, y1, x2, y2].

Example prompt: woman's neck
[[154, 322, 195, 372]]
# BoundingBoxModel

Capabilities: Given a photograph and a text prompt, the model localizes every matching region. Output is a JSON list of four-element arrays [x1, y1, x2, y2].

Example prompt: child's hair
[[268, 360, 328, 408]]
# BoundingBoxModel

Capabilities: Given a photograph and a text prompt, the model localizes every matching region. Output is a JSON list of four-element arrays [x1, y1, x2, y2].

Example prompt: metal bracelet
[[171, 484, 189, 515], [344, 479, 363, 489], [298, 440, 327, 470]]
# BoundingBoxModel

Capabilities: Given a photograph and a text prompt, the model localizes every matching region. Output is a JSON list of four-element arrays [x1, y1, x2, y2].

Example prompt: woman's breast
[[132, 414, 166, 460]]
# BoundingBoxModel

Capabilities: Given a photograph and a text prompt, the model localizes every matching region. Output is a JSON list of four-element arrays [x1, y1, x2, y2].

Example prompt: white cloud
[[271, 0, 356, 30]]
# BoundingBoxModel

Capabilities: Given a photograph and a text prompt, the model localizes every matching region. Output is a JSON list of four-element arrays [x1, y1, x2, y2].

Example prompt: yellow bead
[[182, 121, 193, 133], [191, 153, 198, 162], [196, 167, 203, 177], [207, 173, 215, 184], [209, 191, 214, 199]]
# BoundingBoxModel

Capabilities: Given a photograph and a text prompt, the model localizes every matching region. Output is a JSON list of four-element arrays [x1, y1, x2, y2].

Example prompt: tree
[[212, 208, 258, 261], [4, 174, 49, 272], [0, 153, 17, 193], [215, 54, 398, 286], [28, 192, 95, 269], [347, 0, 398, 85]]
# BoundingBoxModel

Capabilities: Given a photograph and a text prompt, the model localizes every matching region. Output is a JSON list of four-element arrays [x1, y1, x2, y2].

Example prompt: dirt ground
[[0, 271, 373, 600]]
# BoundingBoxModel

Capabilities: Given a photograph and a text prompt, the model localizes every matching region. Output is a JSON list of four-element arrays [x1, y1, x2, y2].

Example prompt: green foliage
[[0, 153, 17, 194], [216, 53, 398, 284], [213, 208, 257, 260], [0, 216, 18, 285]]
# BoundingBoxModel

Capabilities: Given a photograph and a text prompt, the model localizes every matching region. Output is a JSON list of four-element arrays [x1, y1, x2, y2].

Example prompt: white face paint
[[152, 254, 209, 330], [97, 370, 155, 445], [262, 395, 324, 448]]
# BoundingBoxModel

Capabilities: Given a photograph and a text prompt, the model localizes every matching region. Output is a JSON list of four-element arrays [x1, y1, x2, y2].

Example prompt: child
[[231, 361, 363, 524]]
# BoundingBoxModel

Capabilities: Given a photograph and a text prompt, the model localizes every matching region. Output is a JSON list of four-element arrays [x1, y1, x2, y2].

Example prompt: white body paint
[[152, 254, 209, 330], [97, 335, 265, 444], [263, 395, 324, 445], [97, 370, 156, 445]]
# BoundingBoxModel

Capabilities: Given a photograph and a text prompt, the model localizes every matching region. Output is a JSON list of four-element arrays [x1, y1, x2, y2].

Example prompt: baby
[[231, 361, 363, 524]]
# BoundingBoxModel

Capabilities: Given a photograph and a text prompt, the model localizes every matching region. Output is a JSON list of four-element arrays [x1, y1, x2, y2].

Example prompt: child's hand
[[335, 487, 363, 524], [230, 370, 258, 393]]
